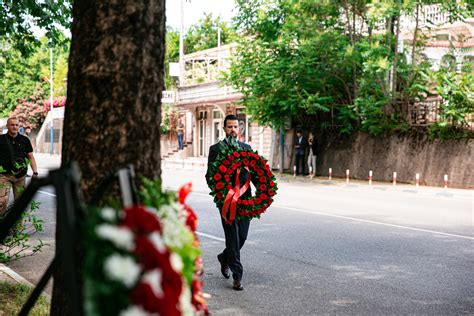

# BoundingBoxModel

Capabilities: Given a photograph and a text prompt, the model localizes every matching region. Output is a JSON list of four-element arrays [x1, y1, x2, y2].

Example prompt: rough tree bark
[[51, 0, 165, 314]]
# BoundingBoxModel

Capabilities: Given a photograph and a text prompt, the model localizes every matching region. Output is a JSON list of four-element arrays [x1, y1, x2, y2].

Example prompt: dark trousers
[[220, 216, 250, 281], [295, 153, 305, 175]]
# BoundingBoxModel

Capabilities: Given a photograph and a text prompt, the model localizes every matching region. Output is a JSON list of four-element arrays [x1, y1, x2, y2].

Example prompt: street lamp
[[49, 41, 54, 154]]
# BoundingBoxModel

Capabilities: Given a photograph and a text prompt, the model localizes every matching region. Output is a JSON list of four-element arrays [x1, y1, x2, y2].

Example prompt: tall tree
[[53, 0, 166, 314], [0, 0, 71, 56]]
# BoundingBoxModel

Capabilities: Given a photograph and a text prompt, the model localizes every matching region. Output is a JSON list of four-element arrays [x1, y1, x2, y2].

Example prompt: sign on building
[[161, 90, 176, 104]]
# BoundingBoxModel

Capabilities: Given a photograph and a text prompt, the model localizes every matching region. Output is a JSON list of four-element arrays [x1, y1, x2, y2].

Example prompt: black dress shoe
[[217, 254, 230, 279], [232, 279, 243, 291]]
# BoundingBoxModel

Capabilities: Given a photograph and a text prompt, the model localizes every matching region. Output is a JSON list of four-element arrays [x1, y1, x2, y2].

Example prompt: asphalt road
[[6, 159, 473, 315], [163, 168, 473, 315]]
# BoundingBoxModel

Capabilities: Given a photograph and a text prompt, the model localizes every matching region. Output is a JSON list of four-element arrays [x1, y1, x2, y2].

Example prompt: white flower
[[119, 305, 152, 316], [104, 254, 141, 288], [149, 232, 166, 253], [96, 224, 134, 251], [179, 285, 194, 316], [170, 253, 183, 273], [142, 269, 164, 298], [100, 207, 117, 222]]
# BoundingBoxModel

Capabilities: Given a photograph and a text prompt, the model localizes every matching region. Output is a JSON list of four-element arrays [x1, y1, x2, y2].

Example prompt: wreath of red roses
[[208, 146, 278, 224]]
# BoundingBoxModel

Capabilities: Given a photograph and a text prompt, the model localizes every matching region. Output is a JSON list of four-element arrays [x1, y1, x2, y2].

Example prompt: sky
[[165, 0, 237, 30], [32, 0, 237, 38]]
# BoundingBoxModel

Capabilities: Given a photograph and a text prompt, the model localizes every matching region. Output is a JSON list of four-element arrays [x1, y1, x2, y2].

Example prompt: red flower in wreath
[[218, 165, 227, 173], [259, 184, 266, 191], [213, 173, 222, 181], [268, 189, 276, 196], [223, 160, 231, 166], [259, 176, 267, 183], [269, 181, 275, 187], [260, 193, 268, 200], [249, 160, 256, 167], [216, 192, 223, 199], [233, 152, 240, 158], [224, 174, 230, 182], [216, 182, 224, 190], [241, 152, 247, 157]]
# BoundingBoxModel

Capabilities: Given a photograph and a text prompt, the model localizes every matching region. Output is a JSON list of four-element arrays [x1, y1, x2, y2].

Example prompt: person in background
[[294, 130, 307, 176], [0, 117, 38, 216], [177, 119, 185, 150], [307, 132, 317, 177]]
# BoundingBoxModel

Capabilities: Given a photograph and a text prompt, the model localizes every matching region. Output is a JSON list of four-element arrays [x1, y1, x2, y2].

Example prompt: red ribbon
[[221, 166, 251, 225]]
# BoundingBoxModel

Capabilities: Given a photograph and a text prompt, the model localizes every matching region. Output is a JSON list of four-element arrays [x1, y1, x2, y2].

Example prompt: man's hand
[[32, 172, 39, 181]]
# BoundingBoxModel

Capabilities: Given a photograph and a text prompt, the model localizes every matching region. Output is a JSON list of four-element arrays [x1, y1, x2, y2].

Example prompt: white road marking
[[38, 190, 56, 197], [187, 191, 474, 241], [196, 231, 225, 242], [277, 205, 474, 241]]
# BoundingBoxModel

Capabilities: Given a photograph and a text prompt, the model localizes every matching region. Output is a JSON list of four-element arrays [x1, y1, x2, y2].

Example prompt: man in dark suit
[[205, 114, 255, 291], [294, 130, 307, 176]]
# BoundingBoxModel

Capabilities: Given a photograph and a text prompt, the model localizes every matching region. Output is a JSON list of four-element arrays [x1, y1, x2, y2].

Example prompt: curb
[[0, 263, 33, 286]]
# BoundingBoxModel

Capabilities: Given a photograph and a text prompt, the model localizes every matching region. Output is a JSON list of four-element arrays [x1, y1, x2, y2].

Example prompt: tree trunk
[[51, 0, 165, 314]]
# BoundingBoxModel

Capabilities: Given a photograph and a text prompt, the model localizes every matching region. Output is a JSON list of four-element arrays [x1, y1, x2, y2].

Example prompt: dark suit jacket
[[295, 136, 307, 156], [206, 139, 254, 200]]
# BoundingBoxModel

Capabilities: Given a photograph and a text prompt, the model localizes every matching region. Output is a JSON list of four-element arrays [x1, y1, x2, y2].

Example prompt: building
[[162, 43, 274, 164]]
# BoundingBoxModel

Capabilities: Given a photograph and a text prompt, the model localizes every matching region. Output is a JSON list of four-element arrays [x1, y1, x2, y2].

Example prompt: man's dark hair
[[296, 130, 302, 134], [224, 114, 239, 127]]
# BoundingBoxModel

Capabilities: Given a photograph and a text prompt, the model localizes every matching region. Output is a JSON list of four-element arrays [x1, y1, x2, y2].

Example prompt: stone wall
[[317, 132, 473, 189]]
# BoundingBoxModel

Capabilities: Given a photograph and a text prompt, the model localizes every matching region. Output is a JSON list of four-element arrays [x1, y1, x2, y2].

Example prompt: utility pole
[[179, 0, 185, 85]]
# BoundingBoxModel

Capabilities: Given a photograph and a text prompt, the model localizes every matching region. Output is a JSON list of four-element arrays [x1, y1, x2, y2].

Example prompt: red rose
[[229, 155, 235, 161], [268, 189, 275, 196], [259, 184, 267, 191], [241, 152, 247, 157], [218, 165, 227, 173], [216, 192, 223, 199], [242, 200, 248, 206], [251, 211, 256, 216], [237, 199, 242, 205], [268, 198, 273, 205], [227, 168, 233, 174], [213, 173, 222, 181], [245, 211, 250, 217], [233, 152, 240, 158], [248, 200, 254, 206], [255, 197, 262, 205], [266, 171, 272, 177], [269, 181, 275, 187], [249, 160, 256, 167], [216, 182, 224, 190], [257, 169, 264, 176], [224, 174, 230, 182], [239, 210, 244, 216], [259, 176, 267, 183], [226, 184, 232, 190], [232, 163, 237, 170], [123, 206, 161, 234], [260, 193, 268, 200], [236, 161, 242, 167], [223, 160, 231, 166], [243, 158, 249, 166], [264, 164, 270, 170]]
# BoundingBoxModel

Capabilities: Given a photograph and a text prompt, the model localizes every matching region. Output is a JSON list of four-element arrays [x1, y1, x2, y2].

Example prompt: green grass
[[0, 281, 50, 315]]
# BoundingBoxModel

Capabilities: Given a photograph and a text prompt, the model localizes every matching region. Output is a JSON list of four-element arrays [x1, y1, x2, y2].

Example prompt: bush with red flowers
[[207, 144, 278, 224]]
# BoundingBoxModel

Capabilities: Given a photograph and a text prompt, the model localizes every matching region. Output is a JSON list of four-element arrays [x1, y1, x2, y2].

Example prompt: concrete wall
[[317, 132, 473, 189]]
